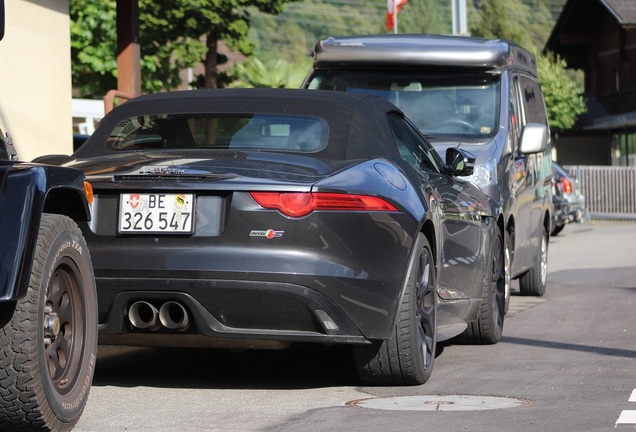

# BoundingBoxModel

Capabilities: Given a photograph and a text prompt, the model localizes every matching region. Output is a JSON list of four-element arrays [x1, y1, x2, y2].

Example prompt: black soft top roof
[[312, 34, 537, 76], [76, 88, 403, 161]]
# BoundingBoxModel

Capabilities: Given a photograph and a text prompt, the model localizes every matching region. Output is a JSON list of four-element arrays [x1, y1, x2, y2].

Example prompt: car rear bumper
[[96, 281, 372, 348], [92, 250, 410, 347]]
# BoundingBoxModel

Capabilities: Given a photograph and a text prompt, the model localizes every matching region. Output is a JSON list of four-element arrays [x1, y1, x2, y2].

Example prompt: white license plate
[[118, 193, 194, 234]]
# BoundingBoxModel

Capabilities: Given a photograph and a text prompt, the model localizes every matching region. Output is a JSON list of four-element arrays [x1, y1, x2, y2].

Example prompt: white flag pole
[[394, 0, 398, 34]]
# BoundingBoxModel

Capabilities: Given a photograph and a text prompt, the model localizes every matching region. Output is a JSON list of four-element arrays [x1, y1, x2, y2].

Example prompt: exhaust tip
[[129, 301, 161, 331], [159, 301, 190, 332]]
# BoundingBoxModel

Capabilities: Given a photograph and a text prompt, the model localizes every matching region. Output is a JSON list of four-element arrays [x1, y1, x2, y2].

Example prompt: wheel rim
[[540, 233, 548, 286], [416, 249, 435, 371], [491, 235, 505, 335], [504, 240, 511, 313], [44, 257, 86, 395]]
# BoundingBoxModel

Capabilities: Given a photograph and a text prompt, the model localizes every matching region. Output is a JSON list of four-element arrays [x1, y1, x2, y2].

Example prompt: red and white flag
[[387, 0, 409, 32]]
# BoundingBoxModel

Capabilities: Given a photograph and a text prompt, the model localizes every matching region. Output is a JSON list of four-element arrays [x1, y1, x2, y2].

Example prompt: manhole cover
[[346, 395, 531, 411]]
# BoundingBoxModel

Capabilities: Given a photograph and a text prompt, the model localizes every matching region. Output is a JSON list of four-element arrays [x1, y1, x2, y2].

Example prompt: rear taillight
[[249, 192, 398, 218], [562, 178, 573, 194]]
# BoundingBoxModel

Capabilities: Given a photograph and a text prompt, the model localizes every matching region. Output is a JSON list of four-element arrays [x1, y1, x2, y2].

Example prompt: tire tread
[[0, 214, 95, 431]]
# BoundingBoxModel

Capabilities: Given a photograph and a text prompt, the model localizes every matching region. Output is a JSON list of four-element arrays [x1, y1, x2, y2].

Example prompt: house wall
[[0, 0, 72, 161], [593, 14, 636, 115]]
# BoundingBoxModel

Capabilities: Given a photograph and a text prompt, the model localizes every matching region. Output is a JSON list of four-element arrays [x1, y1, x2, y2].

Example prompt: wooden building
[[545, 0, 636, 166]]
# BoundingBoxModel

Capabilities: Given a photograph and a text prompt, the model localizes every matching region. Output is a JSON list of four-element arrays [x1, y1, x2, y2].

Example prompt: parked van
[[302, 34, 553, 309]]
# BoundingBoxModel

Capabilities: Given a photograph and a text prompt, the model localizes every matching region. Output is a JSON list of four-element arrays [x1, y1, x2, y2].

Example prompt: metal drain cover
[[346, 395, 531, 411]]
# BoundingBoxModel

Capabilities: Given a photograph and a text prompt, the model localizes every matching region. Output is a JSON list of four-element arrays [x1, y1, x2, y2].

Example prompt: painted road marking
[[616, 410, 636, 426], [506, 296, 547, 317], [615, 389, 636, 427]]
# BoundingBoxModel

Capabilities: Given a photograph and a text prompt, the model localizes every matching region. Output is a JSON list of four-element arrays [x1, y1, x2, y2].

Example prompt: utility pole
[[452, 0, 467, 36], [116, 0, 141, 96]]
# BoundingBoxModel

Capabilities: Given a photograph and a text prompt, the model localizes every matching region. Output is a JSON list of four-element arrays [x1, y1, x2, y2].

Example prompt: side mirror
[[4, 132, 17, 160], [445, 147, 475, 176], [519, 123, 549, 154]]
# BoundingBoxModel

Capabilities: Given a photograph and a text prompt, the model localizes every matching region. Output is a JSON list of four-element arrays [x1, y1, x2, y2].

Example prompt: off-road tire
[[0, 214, 97, 431], [353, 233, 436, 386]]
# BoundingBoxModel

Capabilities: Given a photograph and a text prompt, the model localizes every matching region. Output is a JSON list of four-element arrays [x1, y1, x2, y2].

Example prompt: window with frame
[[105, 113, 329, 153], [387, 113, 441, 173]]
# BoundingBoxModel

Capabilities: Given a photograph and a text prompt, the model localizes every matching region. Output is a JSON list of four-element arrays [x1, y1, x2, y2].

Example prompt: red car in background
[[552, 162, 588, 234]]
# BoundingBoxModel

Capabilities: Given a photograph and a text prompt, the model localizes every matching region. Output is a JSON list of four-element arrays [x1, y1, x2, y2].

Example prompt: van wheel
[[0, 214, 97, 431], [462, 228, 505, 344], [503, 228, 512, 314], [353, 234, 436, 385], [519, 227, 548, 296]]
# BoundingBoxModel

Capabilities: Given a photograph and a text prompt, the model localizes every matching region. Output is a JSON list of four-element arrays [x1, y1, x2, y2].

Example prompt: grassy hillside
[[249, 0, 567, 63]]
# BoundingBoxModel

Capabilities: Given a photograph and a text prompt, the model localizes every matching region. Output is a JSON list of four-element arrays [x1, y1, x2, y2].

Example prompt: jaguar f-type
[[38, 89, 505, 385]]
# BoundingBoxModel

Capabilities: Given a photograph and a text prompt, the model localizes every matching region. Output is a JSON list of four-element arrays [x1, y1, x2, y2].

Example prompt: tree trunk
[[204, 28, 219, 89]]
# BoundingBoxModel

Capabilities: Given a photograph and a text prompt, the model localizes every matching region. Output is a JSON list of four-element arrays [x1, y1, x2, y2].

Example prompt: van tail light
[[249, 192, 398, 217], [561, 178, 573, 194]]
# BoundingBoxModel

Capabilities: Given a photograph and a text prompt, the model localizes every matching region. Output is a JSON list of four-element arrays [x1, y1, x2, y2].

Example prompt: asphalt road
[[75, 221, 636, 432]]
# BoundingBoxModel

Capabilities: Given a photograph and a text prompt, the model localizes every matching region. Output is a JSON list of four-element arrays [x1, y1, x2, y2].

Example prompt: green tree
[[228, 56, 312, 88], [70, 0, 299, 97], [524, 0, 556, 49], [248, 0, 384, 65], [398, 0, 450, 35], [71, 2, 118, 98], [537, 52, 586, 131], [469, 0, 585, 130], [470, 0, 531, 47]]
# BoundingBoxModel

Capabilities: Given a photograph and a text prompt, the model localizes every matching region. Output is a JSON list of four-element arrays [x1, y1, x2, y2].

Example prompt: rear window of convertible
[[106, 113, 329, 153]]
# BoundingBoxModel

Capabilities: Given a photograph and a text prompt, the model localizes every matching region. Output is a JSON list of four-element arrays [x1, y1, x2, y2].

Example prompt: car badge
[[138, 166, 186, 175], [174, 194, 186, 209], [249, 229, 284, 239], [129, 194, 141, 209]]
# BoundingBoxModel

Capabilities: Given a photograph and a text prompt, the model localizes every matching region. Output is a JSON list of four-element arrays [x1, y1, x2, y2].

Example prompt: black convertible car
[[38, 89, 505, 385]]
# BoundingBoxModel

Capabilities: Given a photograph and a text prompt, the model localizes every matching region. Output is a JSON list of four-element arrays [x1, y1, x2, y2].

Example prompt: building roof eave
[[584, 110, 636, 131]]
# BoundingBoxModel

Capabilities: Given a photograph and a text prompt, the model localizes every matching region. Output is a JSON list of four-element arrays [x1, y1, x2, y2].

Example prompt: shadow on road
[[91, 344, 361, 390], [500, 336, 636, 359]]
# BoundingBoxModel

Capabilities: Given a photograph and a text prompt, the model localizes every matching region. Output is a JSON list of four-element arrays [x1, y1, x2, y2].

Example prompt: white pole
[[451, 0, 467, 36], [393, 0, 398, 34]]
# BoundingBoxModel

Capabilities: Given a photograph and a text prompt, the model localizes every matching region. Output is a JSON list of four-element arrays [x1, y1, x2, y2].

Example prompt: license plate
[[118, 193, 194, 234]]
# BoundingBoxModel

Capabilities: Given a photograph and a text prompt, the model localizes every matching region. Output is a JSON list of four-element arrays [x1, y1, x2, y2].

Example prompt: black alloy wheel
[[353, 233, 437, 386], [463, 228, 505, 344]]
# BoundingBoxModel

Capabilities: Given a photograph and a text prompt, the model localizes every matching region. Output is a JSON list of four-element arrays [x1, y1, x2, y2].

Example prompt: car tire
[[0, 214, 97, 431], [461, 228, 505, 344], [551, 224, 564, 236], [519, 226, 548, 296], [353, 233, 436, 386]]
